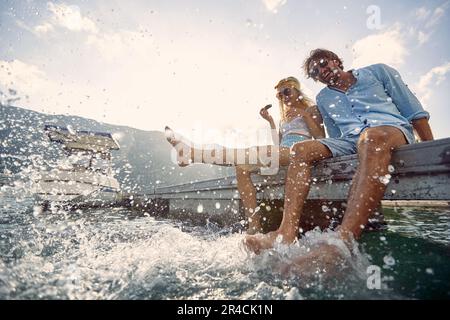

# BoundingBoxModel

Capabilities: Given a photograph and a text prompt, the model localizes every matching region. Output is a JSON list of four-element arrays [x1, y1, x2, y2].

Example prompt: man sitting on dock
[[244, 49, 434, 255]]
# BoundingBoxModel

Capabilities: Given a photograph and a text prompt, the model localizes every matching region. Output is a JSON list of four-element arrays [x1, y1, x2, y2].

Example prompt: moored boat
[[33, 125, 121, 210]]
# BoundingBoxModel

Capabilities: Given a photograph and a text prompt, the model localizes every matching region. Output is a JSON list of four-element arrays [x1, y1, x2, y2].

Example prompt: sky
[[0, 0, 449, 146]]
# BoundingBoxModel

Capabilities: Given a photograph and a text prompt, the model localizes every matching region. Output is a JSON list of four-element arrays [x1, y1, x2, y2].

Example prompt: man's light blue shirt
[[316, 63, 430, 143]]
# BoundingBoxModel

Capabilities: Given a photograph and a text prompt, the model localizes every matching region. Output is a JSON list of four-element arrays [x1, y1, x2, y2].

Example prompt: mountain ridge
[[0, 104, 234, 193]]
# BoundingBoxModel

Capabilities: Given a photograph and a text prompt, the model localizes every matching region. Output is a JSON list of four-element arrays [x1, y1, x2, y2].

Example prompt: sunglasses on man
[[308, 59, 328, 79]]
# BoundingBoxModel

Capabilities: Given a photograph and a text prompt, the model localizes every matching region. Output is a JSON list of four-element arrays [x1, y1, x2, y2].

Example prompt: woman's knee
[[290, 141, 329, 164]]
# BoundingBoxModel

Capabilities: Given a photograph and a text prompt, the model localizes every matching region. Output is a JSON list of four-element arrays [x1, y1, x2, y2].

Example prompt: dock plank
[[126, 138, 450, 228], [154, 138, 450, 201]]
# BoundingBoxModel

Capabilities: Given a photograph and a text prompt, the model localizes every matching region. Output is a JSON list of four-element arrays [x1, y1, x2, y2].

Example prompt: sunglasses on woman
[[277, 87, 294, 98], [308, 59, 329, 79]]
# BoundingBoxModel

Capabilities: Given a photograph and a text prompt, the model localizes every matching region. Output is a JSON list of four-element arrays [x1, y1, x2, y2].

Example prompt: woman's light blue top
[[280, 116, 312, 138], [279, 116, 312, 147]]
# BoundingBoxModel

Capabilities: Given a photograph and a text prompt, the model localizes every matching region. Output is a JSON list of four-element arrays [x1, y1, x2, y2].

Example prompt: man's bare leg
[[244, 141, 332, 253], [338, 126, 407, 241], [282, 127, 408, 274]]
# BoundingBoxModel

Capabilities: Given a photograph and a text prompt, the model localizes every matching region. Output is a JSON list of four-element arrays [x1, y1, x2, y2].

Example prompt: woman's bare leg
[[278, 147, 291, 166], [244, 141, 332, 254], [234, 147, 294, 234], [165, 126, 294, 235], [165, 126, 288, 167], [235, 165, 261, 234]]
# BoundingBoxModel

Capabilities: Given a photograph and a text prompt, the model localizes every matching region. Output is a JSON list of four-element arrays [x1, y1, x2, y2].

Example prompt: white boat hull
[[33, 169, 121, 209]]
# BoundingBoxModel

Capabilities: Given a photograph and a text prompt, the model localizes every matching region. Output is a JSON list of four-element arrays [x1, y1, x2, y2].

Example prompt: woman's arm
[[268, 118, 280, 145], [260, 107, 279, 145], [267, 117, 276, 130], [279, 128, 282, 146]]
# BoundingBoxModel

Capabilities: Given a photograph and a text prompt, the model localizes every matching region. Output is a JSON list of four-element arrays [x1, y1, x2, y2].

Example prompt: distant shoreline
[[382, 200, 450, 208]]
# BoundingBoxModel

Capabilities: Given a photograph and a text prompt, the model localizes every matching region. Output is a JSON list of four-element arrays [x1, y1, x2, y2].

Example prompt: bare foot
[[244, 231, 293, 254], [278, 243, 345, 277], [164, 126, 193, 167]]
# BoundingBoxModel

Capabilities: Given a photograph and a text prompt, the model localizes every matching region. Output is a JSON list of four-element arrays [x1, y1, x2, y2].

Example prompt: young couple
[[165, 48, 433, 257]]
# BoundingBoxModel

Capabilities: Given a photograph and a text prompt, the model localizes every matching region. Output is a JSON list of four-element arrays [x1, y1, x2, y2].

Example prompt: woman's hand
[[259, 107, 273, 123]]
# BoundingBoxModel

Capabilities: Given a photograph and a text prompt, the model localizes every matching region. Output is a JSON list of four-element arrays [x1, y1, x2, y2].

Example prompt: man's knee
[[358, 127, 406, 153]]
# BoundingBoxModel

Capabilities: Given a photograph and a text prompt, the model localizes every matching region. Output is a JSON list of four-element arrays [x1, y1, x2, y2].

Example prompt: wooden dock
[[123, 138, 450, 231]]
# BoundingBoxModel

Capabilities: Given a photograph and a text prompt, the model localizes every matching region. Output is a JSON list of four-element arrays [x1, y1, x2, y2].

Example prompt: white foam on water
[[249, 228, 370, 282], [4, 195, 438, 299], [0, 208, 375, 300]]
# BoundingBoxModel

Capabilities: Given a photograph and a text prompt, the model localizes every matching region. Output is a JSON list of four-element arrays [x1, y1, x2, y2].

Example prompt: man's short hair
[[303, 49, 344, 80]]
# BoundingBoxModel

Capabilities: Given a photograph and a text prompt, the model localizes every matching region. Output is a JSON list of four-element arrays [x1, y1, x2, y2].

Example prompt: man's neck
[[328, 71, 356, 92]]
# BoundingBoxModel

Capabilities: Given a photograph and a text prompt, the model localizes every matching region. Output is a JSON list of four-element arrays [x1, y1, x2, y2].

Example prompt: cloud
[[0, 29, 282, 144], [32, 2, 98, 36], [415, 7, 431, 20], [34, 22, 55, 36], [81, 27, 280, 139], [262, 0, 287, 13], [351, 27, 407, 68], [0, 59, 53, 106], [0, 59, 102, 117], [412, 1, 449, 46], [417, 31, 430, 45], [0, 60, 47, 93], [414, 62, 450, 105], [86, 29, 155, 62], [425, 1, 450, 29]]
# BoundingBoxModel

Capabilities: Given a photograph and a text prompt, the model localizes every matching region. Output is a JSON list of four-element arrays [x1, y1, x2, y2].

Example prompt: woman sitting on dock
[[165, 77, 325, 234]]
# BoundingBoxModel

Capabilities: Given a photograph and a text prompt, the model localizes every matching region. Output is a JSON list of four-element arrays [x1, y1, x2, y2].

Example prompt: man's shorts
[[317, 125, 415, 158], [317, 136, 359, 158]]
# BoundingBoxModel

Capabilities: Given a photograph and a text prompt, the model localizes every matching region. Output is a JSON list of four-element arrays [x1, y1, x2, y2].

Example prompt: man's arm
[[371, 64, 430, 122], [412, 118, 434, 141], [316, 98, 341, 139]]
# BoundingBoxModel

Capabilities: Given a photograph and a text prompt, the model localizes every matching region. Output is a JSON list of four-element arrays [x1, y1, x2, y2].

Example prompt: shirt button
[[354, 127, 361, 134]]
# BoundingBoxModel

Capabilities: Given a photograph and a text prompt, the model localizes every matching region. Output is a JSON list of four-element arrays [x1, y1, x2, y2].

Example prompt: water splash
[[1, 190, 449, 299]]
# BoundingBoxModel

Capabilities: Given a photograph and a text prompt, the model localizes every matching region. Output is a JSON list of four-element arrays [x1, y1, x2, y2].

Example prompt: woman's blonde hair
[[274, 77, 314, 122]]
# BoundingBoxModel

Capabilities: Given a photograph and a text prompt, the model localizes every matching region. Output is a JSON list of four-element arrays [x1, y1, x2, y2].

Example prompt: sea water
[[0, 185, 449, 300]]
